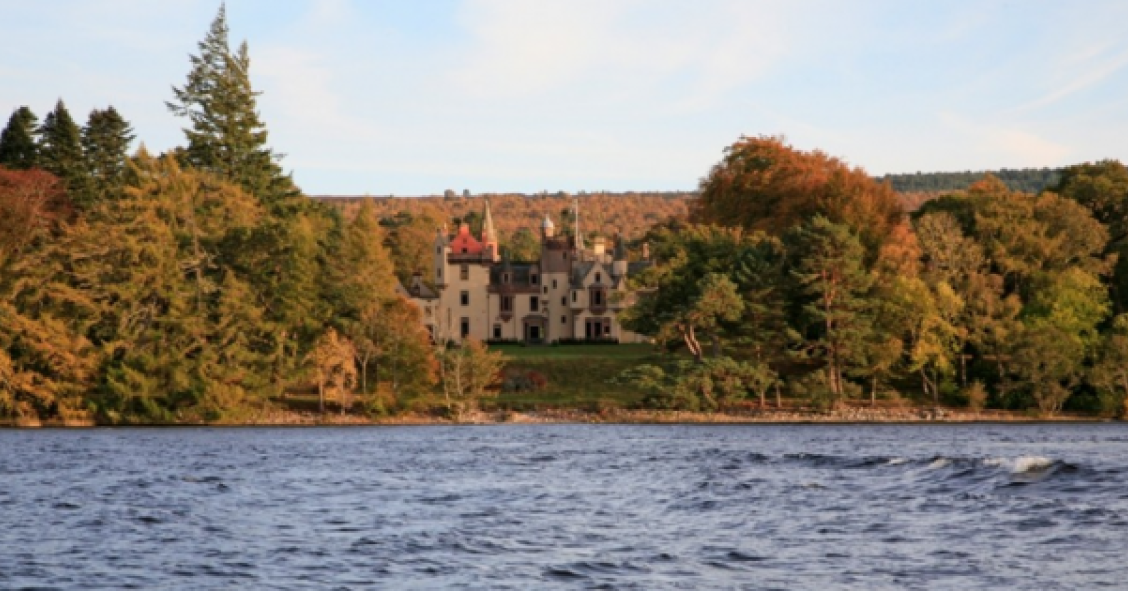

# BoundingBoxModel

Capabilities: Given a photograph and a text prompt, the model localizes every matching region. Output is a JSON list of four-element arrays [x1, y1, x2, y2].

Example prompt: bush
[[964, 381, 988, 412]]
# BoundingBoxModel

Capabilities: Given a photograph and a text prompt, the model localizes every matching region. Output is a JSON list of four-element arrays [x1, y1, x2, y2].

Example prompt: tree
[[167, 4, 296, 209], [37, 100, 86, 198], [435, 339, 505, 421], [1050, 160, 1128, 313], [382, 205, 443, 285], [1089, 315, 1128, 417], [695, 135, 903, 259], [784, 216, 873, 401], [968, 177, 1109, 287], [81, 106, 135, 203], [622, 224, 755, 360], [504, 227, 540, 262], [307, 328, 357, 414], [1003, 268, 1110, 415], [0, 168, 70, 264], [0, 106, 39, 169]]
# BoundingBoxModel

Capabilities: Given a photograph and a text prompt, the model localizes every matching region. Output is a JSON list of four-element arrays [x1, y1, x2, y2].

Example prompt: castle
[[402, 199, 651, 344]]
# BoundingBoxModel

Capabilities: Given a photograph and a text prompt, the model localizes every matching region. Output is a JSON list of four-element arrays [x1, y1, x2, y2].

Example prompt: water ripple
[[0, 424, 1126, 589]]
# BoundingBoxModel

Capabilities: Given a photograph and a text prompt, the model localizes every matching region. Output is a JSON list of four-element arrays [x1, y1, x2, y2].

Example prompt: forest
[[877, 167, 1063, 194], [0, 8, 503, 425], [620, 137, 1128, 416], [3, 6, 1127, 425]]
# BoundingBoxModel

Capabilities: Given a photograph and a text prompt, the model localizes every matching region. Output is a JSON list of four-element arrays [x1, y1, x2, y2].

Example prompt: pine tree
[[785, 216, 873, 401], [81, 106, 135, 202], [167, 4, 296, 210], [37, 100, 86, 200], [0, 107, 39, 169]]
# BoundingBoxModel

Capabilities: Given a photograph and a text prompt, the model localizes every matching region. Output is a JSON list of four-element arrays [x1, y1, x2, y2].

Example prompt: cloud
[[1013, 45, 1128, 114], [939, 112, 1071, 167], [448, 0, 805, 109]]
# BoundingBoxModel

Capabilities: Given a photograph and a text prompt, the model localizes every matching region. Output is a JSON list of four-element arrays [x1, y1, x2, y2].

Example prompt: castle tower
[[612, 234, 628, 277], [481, 199, 500, 262], [433, 225, 450, 286]]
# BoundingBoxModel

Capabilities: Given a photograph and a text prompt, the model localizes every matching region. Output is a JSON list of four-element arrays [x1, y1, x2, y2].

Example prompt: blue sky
[[3, 1, 1128, 195]]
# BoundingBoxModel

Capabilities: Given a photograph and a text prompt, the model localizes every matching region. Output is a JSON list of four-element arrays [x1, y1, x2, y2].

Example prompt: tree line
[[877, 168, 1064, 194], [622, 136, 1128, 417], [0, 6, 500, 424]]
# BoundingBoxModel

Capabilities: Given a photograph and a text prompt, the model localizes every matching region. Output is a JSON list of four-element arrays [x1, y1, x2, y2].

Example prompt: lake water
[[2, 423, 1126, 589]]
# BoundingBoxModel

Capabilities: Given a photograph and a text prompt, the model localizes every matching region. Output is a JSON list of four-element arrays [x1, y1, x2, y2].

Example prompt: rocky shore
[[2, 405, 1109, 428]]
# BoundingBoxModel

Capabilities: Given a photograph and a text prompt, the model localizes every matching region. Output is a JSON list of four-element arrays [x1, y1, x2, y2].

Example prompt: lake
[[2, 423, 1126, 589]]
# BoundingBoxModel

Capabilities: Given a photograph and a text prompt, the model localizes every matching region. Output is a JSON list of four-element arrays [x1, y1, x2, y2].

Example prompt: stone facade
[[403, 199, 650, 345]]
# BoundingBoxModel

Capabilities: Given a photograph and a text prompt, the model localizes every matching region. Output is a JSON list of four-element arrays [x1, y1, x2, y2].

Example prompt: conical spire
[[482, 198, 498, 244], [572, 197, 584, 251]]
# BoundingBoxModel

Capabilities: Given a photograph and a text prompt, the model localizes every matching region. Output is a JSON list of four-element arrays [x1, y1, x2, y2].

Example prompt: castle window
[[593, 290, 602, 306], [552, 279, 557, 289], [543, 286, 548, 294], [501, 296, 512, 312], [460, 318, 470, 338], [460, 265, 469, 280], [561, 297, 566, 306], [493, 324, 502, 339], [461, 247, 468, 254], [531, 274, 539, 285], [572, 291, 577, 303], [530, 296, 539, 312], [595, 272, 601, 283], [460, 291, 469, 306], [561, 315, 567, 325], [503, 273, 510, 283]]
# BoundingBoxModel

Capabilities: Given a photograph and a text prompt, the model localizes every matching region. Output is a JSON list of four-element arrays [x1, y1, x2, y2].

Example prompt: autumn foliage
[[693, 135, 903, 257]]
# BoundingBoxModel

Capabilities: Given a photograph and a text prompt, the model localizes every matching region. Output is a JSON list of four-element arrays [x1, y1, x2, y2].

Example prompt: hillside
[[319, 191, 694, 239]]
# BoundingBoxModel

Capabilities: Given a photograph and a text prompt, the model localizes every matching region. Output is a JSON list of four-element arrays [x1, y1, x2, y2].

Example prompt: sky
[[3, 0, 1128, 196]]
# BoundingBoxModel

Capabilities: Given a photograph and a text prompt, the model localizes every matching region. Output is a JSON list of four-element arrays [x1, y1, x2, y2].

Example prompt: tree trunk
[[871, 375, 877, 407], [318, 379, 325, 414], [775, 382, 782, 408]]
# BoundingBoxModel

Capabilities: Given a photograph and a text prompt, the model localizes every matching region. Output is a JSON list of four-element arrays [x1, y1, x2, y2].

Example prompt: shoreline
[[1, 407, 1117, 428]]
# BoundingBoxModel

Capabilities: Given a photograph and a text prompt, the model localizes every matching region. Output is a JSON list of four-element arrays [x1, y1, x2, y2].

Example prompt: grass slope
[[490, 344, 658, 411]]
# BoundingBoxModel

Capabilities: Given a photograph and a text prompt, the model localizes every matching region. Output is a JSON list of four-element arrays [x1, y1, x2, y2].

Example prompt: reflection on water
[[1, 424, 1126, 589]]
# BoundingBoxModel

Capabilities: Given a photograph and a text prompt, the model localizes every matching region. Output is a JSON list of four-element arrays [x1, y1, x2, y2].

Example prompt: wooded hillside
[[319, 191, 694, 239]]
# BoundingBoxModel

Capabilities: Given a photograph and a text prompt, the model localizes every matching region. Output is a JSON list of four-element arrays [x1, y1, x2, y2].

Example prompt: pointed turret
[[481, 198, 499, 261]]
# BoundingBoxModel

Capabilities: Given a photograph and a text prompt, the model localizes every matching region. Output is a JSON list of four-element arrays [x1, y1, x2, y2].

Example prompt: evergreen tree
[[167, 4, 296, 210], [0, 107, 39, 169], [784, 216, 873, 401], [81, 106, 135, 202], [37, 100, 86, 194]]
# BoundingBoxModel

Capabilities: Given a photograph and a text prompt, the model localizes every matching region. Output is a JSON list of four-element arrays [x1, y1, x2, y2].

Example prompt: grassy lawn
[[487, 343, 660, 410]]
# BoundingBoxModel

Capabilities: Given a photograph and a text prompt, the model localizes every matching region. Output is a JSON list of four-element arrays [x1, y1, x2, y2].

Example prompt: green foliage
[[0, 106, 40, 169], [81, 106, 135, 204], [784, 216, 873, 400], [615, 356, 774, 412], [878, 168, 1061, 194], [37, 100, 86, 199], [167, 4, 297, 212], [435, 339, 506, 421]]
